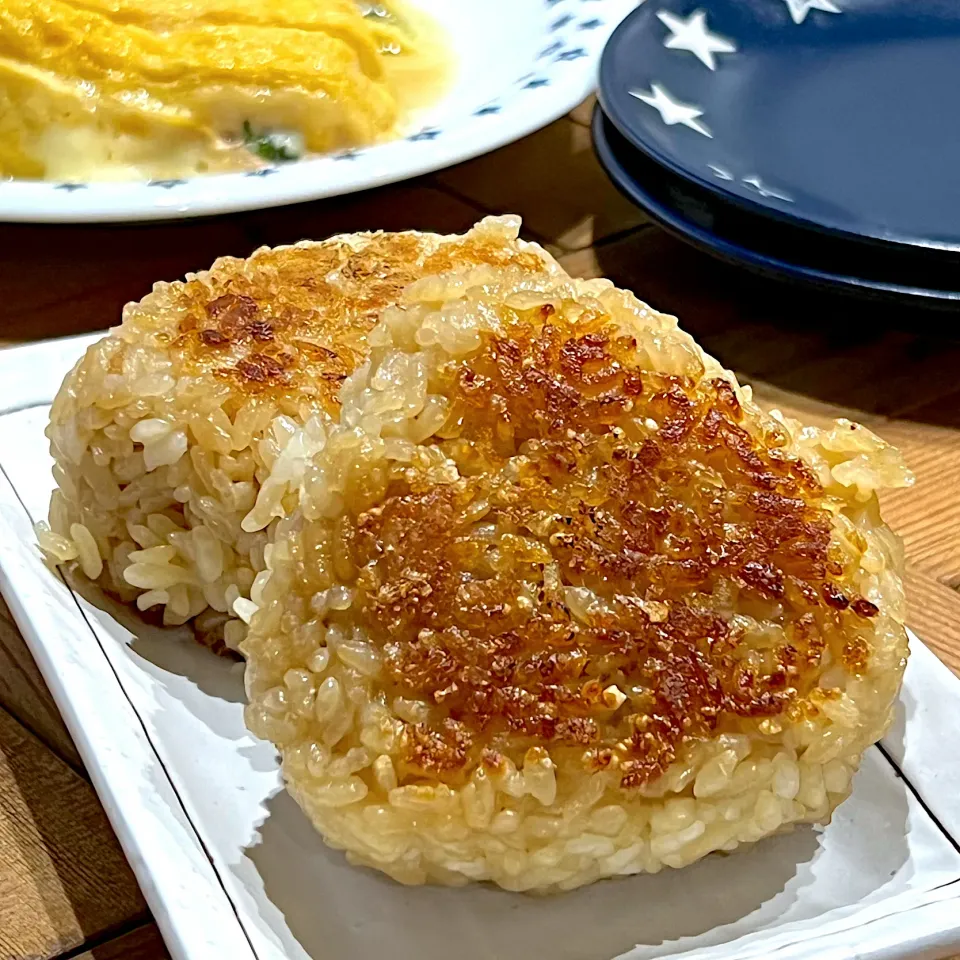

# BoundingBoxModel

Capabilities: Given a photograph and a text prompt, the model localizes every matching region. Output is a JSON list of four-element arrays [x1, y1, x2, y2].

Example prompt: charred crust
[[199, 328, 229, 347], [850, 597, 879, 619], [171, 232, 557, 410], [739, 560, 785, 599], [342, 312, 872, 787], [821, 583, 851, 610], [206, 292, 257, 323], [233, 353, 287, 384]]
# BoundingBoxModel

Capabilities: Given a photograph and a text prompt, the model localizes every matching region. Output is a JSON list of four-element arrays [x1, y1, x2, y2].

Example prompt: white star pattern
[[743, 175, 793, 202], [630, 84, 713, 138], [782, 0, 841, 24], [657, 9, 737, 71]]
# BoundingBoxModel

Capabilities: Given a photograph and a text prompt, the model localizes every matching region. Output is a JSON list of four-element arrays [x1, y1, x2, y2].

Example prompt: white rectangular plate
[[1, 334, 959, 960]]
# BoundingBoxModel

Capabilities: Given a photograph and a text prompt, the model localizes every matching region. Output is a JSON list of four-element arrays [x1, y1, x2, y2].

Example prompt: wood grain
[[0, 706, 147, 960], [436, 117, 647, 252], [241, 181, 489, 252], [0, 183, 490, 352], [72, 925, 169, 960], [0, 597, 81, 773]]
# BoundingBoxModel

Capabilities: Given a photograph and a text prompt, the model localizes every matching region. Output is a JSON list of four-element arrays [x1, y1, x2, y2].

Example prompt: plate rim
[[0, 419, 257, 958], [0, 0, 637, 224], [591, 105, 960, 305], [596, 1, 960, 257]]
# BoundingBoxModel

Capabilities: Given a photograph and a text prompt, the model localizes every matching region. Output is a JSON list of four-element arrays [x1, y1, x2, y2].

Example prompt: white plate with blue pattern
[[1, 0, 638, 223]]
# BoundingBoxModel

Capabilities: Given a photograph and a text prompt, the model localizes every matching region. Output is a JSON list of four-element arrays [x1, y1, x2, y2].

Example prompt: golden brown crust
[[344, 310, 880, 787], [159, 229, 558, 413]]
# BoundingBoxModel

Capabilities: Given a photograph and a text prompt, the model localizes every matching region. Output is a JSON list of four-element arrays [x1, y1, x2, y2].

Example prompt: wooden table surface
[[1, 98, 958, 960]]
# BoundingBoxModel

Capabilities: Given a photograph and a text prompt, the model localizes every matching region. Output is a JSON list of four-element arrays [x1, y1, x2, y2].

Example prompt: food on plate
[[242, 259, 912, 891], [37, 217, 563, 652], [0, 0, 448, 181]]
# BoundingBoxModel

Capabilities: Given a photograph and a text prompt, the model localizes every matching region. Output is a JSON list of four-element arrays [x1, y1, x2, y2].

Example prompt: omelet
[[0, 0, 447, 181]]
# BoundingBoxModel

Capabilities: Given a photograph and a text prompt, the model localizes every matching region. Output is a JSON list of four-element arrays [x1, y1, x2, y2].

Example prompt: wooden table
[[1, 97, 958, 960]]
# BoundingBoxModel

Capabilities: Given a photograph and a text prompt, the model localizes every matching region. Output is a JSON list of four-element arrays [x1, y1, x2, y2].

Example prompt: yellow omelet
[[0, 0, 447, 180]]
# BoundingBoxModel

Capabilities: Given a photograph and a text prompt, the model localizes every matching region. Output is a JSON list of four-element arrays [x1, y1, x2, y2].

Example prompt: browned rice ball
[[241, 258, 913, 891], [38, 216, 562, 651]]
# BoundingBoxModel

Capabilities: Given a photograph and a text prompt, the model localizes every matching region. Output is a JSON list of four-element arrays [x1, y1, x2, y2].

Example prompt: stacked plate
[[594, 0, 960, 305]]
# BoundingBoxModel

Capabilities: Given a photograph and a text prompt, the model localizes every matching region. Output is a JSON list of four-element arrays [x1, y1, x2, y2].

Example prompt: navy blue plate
[[591, 104, 960, 304], [599, 0, 960, 253]]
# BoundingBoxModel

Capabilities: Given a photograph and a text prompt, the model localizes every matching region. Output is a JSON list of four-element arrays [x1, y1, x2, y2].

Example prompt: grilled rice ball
[[38, 216, 562, 651], [241, 266, 913, 891]]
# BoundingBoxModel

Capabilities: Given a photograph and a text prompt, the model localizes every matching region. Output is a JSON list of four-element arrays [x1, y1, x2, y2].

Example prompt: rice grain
[[39, 217, 563, 651], [241, 262, 912, 892]]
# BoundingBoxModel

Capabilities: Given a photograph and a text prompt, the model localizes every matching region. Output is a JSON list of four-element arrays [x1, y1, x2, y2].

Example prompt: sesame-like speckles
[[233, 353, 287, 384], [199, 328, 229, 347]]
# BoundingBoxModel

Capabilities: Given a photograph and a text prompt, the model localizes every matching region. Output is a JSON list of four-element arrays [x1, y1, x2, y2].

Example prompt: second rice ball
[[39, 216, 559, 651]]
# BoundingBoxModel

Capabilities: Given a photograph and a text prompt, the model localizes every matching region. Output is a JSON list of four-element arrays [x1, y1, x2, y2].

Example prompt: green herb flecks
[[242, 121, 303, 163]]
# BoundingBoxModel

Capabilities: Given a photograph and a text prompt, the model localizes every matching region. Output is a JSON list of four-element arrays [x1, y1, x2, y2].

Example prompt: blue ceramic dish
[[598, 0, 960, 253], [591, 104, 960, 305]]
